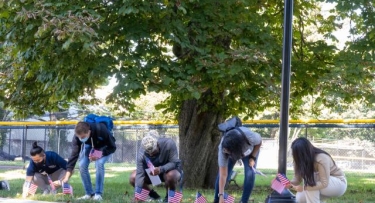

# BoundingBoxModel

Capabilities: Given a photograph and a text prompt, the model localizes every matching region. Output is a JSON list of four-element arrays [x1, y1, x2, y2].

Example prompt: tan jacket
[[290, 153, 346, 191]]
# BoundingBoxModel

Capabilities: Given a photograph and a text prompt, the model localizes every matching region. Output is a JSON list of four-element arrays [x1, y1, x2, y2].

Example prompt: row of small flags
[[271, 173, 291, 194], [135, 187, 235, 203], [143, 158, 291, 201], [195, 192, 234, 203], [26, 176, 73, 196]]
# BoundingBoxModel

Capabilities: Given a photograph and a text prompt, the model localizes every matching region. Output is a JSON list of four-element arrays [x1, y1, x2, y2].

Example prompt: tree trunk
[[178, 99, 223, 188]]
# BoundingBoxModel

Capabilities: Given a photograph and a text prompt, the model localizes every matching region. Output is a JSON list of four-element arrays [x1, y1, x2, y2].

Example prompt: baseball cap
[[141, 134, 158, 154]]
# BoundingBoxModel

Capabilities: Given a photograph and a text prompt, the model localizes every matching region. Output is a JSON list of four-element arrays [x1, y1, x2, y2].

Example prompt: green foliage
[[1, 0, 374, 120]]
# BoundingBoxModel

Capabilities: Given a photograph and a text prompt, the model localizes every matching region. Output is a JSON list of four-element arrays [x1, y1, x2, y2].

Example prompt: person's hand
[[219, 195, 224, 203], [61, 177, 69, 184], [89, 156, 99, 162], [52, 180, 62, 187], [249, 158, 256, 168], [290, 184, 304, 192], [152, 167, 161, 176], [22, 187, 28, 198], [131, 197, 139, 203], [284, 183, 292, 189]]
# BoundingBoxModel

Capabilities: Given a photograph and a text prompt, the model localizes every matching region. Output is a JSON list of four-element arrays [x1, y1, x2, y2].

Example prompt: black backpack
[[218, 116, 250, 145]]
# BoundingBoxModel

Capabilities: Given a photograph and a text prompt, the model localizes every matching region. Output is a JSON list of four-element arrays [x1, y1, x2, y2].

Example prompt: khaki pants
[[296, 175, 347, 203], [33, 168, 66, 191]]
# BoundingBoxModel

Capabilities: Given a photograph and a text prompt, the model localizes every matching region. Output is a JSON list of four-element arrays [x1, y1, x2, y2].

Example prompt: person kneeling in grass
[[129, 130, 182, 203], [22, 142, 67, 197], [286, 137, 347, 203]]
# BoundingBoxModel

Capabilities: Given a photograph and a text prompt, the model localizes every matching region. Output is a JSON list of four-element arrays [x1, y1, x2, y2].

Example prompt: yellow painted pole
[[0, 119, 375, 126]]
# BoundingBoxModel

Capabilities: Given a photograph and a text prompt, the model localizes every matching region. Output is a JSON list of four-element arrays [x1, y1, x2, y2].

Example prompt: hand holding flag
[[271, 178, 285, 194], [28, 183, 38, 196], [271, 173, 291, 194], [145, 157, 155, 175], [47, 175, 56, 192], [22, 181, 36, 198], [90, 138, 103, 159], [63, 183, 73, 195], [90, 149, 103, 159]]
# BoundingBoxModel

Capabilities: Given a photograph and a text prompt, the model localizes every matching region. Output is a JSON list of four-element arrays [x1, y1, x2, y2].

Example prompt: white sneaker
[[93, 194, 103, 201], [77, 194, 93, 200], [42, 189, 50, 195]]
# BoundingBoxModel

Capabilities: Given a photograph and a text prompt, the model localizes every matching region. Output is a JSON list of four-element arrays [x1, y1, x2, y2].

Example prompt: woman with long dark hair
[[288, 137, 347, 203], [214, 117, 262, 203], [22, 142, 67, 197]]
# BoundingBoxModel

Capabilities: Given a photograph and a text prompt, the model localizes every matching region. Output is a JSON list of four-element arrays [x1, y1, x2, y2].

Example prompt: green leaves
[[1, 0, 374, 119]]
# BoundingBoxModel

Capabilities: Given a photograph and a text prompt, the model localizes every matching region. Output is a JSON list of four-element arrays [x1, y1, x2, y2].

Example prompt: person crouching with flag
[[214, 116, 262, 203], [22, 142, 67, 197], [129, 130, 182, 202], [286, 137, 347, 203]]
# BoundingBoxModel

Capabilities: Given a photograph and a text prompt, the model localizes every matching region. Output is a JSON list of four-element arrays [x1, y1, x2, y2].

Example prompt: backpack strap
[[235, 127, 251, 145]]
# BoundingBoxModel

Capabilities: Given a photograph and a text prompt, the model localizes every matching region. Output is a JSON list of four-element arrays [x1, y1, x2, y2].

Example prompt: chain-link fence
[[0, 125, 179, 164], [0, 124, 374, 173]]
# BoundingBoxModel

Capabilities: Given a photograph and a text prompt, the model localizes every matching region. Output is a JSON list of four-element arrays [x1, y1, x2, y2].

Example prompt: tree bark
[[178, 99, 223, 188]]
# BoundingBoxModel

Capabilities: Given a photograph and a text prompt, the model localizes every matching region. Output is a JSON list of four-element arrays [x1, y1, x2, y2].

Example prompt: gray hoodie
[[135, 138, 180, 187]]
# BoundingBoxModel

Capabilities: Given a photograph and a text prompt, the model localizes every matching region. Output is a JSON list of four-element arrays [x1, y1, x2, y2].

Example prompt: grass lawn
[[0, 163, 374, 203]]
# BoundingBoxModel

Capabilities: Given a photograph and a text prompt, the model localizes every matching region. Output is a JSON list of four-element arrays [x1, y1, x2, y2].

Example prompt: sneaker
[[149, 189, 161, 199], [146, 198, 163, 202], [93, 194, 103, 201], [77, 194, 93, 200], [42, 189, 50, 195]]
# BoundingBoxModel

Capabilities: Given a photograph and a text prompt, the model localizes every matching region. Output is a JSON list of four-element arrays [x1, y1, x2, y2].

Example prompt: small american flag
[[63, 183, 73, 195], [271, 178, 285, 194], [223, 193, 235, 203], [168, 189, 183, 203], [47, 175, 56, 191], [28, 183, 38, 195], [277, 173, 291, 185], [134, 187, 149, 201], [145, 157, 155, 174], [90, 149, 103, 159], [194, 192, 207, 203]]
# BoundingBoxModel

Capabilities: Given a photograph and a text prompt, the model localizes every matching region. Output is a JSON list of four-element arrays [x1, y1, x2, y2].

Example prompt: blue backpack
[[84, 114, 114, 136]]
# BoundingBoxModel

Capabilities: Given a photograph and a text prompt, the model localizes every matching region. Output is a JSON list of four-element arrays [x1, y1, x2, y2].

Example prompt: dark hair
[[75, 122, 90, 135], [30, 141, 44, 156], [221, 129, 249, 161], [291, 137, 334, 186]]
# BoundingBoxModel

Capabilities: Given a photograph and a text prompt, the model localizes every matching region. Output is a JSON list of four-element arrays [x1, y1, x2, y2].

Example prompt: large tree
[[1, 0, 374, 188]]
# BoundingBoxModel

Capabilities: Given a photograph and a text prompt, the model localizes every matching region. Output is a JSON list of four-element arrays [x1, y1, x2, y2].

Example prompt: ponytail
[[30, 141, 44, 156]]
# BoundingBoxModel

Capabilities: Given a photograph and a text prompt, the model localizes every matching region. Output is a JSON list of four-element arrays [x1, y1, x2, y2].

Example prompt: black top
[[26, 151, 67, 176], [66, 122, 116, 172]]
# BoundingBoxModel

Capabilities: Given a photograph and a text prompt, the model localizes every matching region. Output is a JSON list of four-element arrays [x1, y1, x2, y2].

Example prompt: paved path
[[0, 198, 59, 203]]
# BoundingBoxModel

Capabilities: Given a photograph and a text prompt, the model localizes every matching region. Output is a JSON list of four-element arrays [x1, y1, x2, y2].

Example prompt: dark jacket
[[26, 151, 67, 176], [66, 122, 116, 172], [135, 138, 180, 187]]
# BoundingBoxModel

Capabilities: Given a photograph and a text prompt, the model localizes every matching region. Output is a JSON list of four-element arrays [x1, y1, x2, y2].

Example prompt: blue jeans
[[79, 144, 110, 195], [214, 155, 258, 203]]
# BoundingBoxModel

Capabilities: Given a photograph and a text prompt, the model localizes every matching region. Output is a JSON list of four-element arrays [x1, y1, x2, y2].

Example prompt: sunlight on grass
[[0, 169, 25, 180], [108, 166, 136, 172]]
